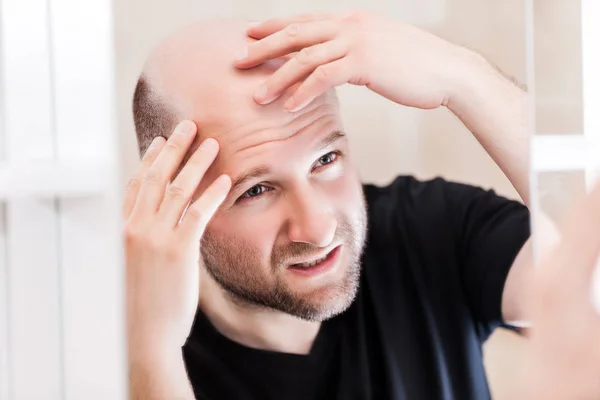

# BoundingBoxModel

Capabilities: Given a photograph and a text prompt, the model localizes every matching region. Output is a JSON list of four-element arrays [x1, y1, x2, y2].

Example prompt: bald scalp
[[132, 18, 251, 155], [132, 17, 340, 159]]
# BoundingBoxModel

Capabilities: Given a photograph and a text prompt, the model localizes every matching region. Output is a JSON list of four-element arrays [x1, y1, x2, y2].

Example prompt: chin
[[294, 274, 360, 322], [317, 296, 356, 321]]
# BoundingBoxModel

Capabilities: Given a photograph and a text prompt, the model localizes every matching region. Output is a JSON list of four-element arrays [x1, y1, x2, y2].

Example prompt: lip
[[287, 245, 342, 277], [289, 244, 341, 267]]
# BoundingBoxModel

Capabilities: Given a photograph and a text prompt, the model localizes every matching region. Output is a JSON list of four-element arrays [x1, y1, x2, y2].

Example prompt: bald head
[[133, 18, 307, 156], [131, 18, 366, 323]]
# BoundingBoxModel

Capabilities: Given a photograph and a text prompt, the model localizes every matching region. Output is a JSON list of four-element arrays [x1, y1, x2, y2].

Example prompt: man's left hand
[[235, 11, 476, 112]]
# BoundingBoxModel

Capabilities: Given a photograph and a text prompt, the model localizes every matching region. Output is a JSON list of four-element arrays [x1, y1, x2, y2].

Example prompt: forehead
[[213, 94, 344, 181], [177, 96, 345, 205]]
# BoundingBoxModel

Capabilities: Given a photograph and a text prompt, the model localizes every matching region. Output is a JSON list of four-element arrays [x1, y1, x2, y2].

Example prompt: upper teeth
[[297, 255, 328, 268]]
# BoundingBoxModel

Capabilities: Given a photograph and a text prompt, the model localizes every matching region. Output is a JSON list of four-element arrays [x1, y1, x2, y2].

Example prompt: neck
[[198, 271, 321, 355]]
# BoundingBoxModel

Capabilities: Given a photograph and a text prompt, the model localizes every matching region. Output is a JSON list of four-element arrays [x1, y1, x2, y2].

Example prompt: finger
[[157, 138, 220, 226], [555, 181, 600, 289], [236, 20, 339, 70], [284, 58, 351, 112], [254, 40, 348, 105], [123, 136, 165, 219], [178, 174, 232, 241], [247, 12, 335, 39], [130, 120, 197, 220]]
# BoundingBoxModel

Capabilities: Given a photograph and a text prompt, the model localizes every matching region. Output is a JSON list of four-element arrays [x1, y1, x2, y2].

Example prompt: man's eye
[[241, 184, 267, 199], [314, 151, 339, 168]]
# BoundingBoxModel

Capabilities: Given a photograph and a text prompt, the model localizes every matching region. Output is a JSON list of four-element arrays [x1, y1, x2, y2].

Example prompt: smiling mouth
[[289, 246, 339, 269], [293, 254, 330, 268]]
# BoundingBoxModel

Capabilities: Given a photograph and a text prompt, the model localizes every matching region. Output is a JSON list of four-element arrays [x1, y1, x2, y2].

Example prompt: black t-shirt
[[183, 176, 531, 400]]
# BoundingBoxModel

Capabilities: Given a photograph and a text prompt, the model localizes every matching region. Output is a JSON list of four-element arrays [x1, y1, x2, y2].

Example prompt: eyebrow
[[230, 130, 346, 194], [317, 130, 346, 151]]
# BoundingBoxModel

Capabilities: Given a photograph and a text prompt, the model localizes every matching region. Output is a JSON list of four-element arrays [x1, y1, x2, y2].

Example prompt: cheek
[[321, 167, 363, 215], [207, 210, 279, 266]]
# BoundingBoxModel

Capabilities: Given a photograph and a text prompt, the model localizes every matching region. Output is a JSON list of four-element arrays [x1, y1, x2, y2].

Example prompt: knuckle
[[186, 206, 207, 225], [314, 65, 331, 84], [122, 223, 135, 241], [296, 47, 314, 65], [164, 141, 180, 153], [186, 205, 203, 220], [123, 222, 144, 245], [285, 23, 301, 38], [142, 171, 161, 186], [166, 183, 186, 201], [126, 177, 141, 191]]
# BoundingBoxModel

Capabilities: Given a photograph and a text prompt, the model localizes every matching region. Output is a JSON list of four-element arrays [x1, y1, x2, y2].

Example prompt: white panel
[[5, 202, 62, 400], [0, 162, 107, 199], [581, 0, 600, 188], [581, 0, 600, 312], [525, 0, 541, 264], [582, 0, 600, 142], [1, 0, 63, 399], [51, 0, 114, 163], [0, 7, 8, 397], [49, 0, 126, 398], [532, 134, 591, 172], [0, 204, 9, 400], [57, 197, 125, 400], [2, 1, 54, 161]]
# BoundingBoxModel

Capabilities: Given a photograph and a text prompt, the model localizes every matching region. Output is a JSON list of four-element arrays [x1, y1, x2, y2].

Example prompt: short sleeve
[[443, 181, 530, 338], [363, 176, 531, 342]]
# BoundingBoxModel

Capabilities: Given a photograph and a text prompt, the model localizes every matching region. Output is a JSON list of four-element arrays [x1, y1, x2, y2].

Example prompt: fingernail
[[149, 136, 164, 149], [177, 120, 196, 136], [200, 137, 218, 152], [247, 21, 261, 29], [217, 174, 232, 188], [285, 96, 315, 112], [254, 84, 268, 103], [235, 47, 248, 61]]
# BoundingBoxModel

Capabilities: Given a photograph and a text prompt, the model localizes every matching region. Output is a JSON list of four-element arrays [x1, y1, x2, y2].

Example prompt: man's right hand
[[522, 181, 600, 399], [123, 120, 230, 397]]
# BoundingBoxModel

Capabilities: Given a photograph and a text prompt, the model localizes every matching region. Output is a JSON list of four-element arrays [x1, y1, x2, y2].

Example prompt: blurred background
[[1, 0, 595, 399]]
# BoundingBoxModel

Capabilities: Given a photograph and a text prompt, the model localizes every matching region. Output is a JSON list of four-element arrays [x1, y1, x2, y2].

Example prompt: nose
[[287, 186, 337, 248]]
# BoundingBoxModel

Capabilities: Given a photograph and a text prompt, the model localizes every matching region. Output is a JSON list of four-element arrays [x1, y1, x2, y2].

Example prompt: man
[[125, 12, 600, 399]]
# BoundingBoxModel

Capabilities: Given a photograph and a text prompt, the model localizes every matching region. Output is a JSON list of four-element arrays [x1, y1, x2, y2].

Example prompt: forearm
[[446, 50, 530, 206], [129, 343, 195, 400]]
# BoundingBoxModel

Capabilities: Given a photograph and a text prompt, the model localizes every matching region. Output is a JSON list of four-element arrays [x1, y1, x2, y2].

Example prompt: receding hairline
[[132, 72, 178, 156]]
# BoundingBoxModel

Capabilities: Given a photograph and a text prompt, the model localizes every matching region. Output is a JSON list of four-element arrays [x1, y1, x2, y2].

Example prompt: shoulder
[[361, 175, 459, 224], [362, 175, 515, 205], [362, 175, 527, 218], [362, 175, 447, 204], [361, 176, 454, 250], [361, 175, 529, 248], [362, 176, 449, 222]]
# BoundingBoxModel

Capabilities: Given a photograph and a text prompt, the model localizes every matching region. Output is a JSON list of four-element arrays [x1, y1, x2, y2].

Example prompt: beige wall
[[534, 0, 582, 136], [114, 1, 580, 399]]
